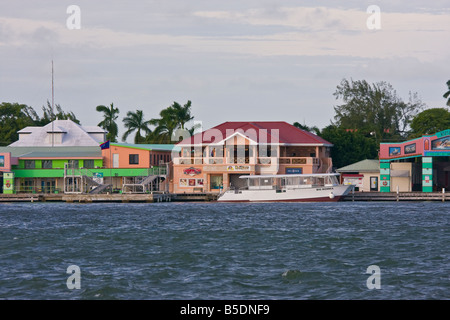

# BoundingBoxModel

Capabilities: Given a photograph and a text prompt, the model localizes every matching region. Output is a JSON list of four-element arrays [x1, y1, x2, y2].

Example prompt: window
[[84, 160, 95, 168], [25, 160, 35, 169], [129, 154, 139, 165], [68, 160, 79, 168], [42, 160, 52, 169]]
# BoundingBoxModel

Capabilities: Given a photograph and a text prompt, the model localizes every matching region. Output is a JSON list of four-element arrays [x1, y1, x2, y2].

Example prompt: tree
[[319, 125, 379, 169], [148, 108, 178, 144], [409, 108, 450, 138], [37, 100, 80, 125], [148, 100, 197, 143], [444, 80, 450, 107], [122, 110, 152, 144], [170, 100, 193, 129], [0, 102, 38, 145], [96, 103, 119, 142], [293, 122, 320, 135], [333, 78, 424, 142]]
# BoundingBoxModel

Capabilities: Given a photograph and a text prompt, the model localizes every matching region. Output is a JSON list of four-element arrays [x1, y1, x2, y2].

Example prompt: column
[[380, 161, 390, 192], [422, 157, 433, 192]]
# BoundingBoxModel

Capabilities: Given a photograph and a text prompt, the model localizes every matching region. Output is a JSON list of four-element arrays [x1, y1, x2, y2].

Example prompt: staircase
[[64, 164, 112, 194], [122, 168, 166, 194], [89, 183, 112, 194]]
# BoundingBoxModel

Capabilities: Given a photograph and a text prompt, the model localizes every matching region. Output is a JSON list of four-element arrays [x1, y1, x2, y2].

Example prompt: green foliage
[[0, 101, 81, 145], [293, 122, 320, 135], [36, 100, 80, 125], [122, 110, 152, 144], [409, 108, 450, 138], [333, 78, 424, 141], [147, 100, 197, 144], [0, 102, 37, 146], [444, 80, 450, 107], [96, 103, 119, 142], [319, 125, 378, 169]]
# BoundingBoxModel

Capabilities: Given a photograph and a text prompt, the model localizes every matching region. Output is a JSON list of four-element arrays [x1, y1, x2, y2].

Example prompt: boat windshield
[[245, 174, 339, 190]]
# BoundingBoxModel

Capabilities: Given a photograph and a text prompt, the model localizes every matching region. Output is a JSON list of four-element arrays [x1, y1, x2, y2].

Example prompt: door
[[113, 153, 119, 168], [370, 176, 378, 191]]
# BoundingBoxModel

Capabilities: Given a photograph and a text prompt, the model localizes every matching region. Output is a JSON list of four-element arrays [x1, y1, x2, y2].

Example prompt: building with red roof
[[172, 121, 334, 193]]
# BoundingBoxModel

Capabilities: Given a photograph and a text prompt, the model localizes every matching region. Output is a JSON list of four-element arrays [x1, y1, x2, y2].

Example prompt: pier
[[0, 192, 218, 203], [343, 191, 450, 202], [1, 192, 449, 202]]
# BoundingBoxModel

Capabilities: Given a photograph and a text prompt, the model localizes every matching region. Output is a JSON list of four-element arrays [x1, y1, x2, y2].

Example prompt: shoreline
[[0, 192, 449, 202]]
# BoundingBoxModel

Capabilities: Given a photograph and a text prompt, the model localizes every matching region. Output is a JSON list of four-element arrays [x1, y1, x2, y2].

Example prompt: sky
[[1, 1, 449, 142]]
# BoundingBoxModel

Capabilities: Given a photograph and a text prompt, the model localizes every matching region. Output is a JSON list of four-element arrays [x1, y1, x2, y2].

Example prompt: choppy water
[[0, 201, 448, 300]]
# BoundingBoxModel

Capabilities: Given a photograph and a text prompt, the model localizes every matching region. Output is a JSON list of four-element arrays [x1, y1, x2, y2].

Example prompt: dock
[[1, 192, 449, 203], [343, 191, 450, 202], [0, 193, 172, 203], [0, 192, 217, 203], [0, 194, 43, 202]]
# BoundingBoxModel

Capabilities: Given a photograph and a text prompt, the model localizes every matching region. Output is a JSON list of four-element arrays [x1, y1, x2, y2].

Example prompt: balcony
[[174, 156, 319, 166], [279, 157, 319, 165]]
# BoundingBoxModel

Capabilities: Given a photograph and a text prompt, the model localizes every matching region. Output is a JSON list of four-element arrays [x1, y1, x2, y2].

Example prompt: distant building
[[0, 146, 103, 194], [379, 129, 450, 192], [336, 159, 380, 192], [9, 119, 107, 147], [0, 119, 174, 194]]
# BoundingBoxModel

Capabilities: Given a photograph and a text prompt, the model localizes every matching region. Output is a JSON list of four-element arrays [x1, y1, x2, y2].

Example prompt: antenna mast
[[52, 60, 54, 147]]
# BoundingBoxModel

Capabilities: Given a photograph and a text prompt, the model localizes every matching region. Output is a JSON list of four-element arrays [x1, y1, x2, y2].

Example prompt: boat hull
[[217, 185, 352, 203]]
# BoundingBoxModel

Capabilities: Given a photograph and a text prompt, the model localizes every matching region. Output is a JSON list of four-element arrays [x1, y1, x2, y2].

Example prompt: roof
[[111, 143, 180, 152], [177, 121, 332, 146], [0, 146, 102, 158], [336, 159, 380, 173], [9, 120, 106, 147]]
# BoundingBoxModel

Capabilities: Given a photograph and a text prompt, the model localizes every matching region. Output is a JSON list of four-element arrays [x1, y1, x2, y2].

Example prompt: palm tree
[[444, 80, 450, 107], [171, 100, 193, 129], [122, 110, 152, 144], [96, 103, 119, 142], [148, 100, 195, 143]]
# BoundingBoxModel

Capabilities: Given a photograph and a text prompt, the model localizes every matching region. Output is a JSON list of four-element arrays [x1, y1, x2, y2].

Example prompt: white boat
[[217, 173, 353, 202]]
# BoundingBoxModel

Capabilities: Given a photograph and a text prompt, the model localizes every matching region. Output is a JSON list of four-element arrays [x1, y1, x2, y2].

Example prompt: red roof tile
[[177, 121, 332, 146]]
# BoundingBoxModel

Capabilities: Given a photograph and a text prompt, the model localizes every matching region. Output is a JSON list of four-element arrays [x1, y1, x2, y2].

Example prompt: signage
[[0, 155, 4, 168], [436, 129, 450, 138], [286, 168, 302, 174], [389, 147, 401, 157], [343, 176, 363, 188], [183, 167, 201, 176], [93, 172, 104, 184], [227, 165, 250, 171], [179, 178, 203, 187], [3, 172, 14, 194], [404, 143, 416, 154], [431, 136, 450, 150]]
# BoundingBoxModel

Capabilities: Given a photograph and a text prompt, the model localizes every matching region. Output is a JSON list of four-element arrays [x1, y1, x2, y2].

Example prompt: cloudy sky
[[1, 1, 449, 141]]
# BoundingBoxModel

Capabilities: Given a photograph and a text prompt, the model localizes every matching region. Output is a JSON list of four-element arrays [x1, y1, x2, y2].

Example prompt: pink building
[[172, 121, 333, 193]]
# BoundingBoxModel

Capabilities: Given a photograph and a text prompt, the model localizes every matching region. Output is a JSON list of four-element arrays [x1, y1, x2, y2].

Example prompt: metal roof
[[9, 120, 106, 147], [336, 159, 380, 172], [0, 146, 102, 158]]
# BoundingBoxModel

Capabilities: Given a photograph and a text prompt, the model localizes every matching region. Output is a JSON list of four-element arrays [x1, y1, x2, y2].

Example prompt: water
[[0, 201, 448, 300]]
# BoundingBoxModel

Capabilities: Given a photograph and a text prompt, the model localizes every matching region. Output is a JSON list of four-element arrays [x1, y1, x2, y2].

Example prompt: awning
[[391, 170, 410, 177]]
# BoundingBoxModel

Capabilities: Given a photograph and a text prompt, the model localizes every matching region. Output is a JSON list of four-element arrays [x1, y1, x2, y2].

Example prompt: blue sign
[[286, 168, 302, 174]]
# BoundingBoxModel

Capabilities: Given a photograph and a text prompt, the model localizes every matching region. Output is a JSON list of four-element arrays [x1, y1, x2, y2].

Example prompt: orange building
[[101, 143, 176, 192], [172, 122, 333, 193]]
